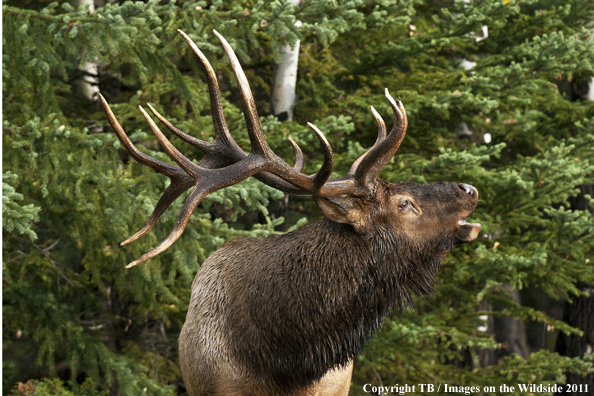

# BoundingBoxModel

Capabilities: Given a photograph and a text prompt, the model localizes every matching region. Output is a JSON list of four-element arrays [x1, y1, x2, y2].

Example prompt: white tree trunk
[[270, 0, 302, 121], [76, 0, 99, 101], [586, 77, 594, 101]]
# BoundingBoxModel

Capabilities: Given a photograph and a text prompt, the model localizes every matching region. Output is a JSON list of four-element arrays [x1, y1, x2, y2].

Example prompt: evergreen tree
[[3, 0, 593, 395]]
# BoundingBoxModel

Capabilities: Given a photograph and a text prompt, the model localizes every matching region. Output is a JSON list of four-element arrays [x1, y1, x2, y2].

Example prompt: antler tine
[[139, 106, 201, 178], [307, 123, 334, 191], [212, 30, 270, 156], [343, 105, 387, 178], [288, 137, 304, 172], [353, 88, 407, 190], [120, 180, 194, 245], [178, 29, 240, 151], [371, 105, 388, 142], [99, 94, 196, 243], [101, 94, 181, 178], [125, 184, 210, 268]]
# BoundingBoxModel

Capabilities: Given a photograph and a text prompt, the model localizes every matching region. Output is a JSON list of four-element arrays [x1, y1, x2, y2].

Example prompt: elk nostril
[[458, 183, 476, 196]]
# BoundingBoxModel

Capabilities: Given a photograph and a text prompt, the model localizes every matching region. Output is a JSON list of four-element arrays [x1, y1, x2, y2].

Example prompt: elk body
[[100, 30, 481, 396]]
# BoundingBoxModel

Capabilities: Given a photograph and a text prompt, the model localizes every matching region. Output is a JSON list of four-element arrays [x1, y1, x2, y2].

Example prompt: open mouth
[[456, 218, 482, 242], [455, 183, 481, 242]]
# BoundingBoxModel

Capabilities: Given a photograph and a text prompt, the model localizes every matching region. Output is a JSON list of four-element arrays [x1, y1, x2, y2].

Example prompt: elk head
[[99, 30, 481, 269]]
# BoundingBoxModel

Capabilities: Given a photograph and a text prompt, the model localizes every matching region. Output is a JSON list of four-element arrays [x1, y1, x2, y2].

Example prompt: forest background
[[3, 0, 594, 395]]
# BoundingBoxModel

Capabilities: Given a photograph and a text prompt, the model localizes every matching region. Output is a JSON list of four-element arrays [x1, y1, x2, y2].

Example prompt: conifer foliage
[[3, 0, 594, 394]]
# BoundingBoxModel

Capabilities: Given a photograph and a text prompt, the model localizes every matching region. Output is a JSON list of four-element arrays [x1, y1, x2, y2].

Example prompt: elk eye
[[398, 200, 410, 211]]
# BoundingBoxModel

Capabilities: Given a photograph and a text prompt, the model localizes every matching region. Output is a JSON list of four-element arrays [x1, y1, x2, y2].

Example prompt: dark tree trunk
[[555, 281, 594, 395], [522, 286, 565, 353], [555, 184, 594, 395], [493, 284, 530, 361]]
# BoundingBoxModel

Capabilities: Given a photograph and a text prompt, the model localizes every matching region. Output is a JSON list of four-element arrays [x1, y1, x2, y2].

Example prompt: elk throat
[[223, 218, 448, 392]]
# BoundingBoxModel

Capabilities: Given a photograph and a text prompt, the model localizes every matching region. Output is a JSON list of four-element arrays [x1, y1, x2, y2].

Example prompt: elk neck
[[224, 216, 448, 392]]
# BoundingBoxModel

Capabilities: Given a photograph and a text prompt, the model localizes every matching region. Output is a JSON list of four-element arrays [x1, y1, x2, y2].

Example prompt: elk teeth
[[459, 219, 481, 227]]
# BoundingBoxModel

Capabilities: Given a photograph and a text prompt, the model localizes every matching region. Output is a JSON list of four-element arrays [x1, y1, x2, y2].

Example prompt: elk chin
[[455, 219, 481, 242]]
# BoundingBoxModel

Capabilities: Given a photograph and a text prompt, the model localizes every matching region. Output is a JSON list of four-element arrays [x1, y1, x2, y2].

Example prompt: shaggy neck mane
[[231, 218, 448, 393]]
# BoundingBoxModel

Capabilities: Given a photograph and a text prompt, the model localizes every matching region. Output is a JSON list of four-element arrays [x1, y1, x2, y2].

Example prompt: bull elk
[[100, 30, 481, 396]]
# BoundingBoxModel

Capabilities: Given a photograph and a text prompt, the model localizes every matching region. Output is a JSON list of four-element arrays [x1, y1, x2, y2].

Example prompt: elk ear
[[313, 196, 357, 225]]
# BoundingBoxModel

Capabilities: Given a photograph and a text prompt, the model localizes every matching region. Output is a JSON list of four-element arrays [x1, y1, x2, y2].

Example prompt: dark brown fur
[[179, 180, 480, 395]]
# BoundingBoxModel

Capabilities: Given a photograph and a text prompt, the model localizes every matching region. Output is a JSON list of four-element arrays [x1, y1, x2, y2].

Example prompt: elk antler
[[101, 30, 408, 267]]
